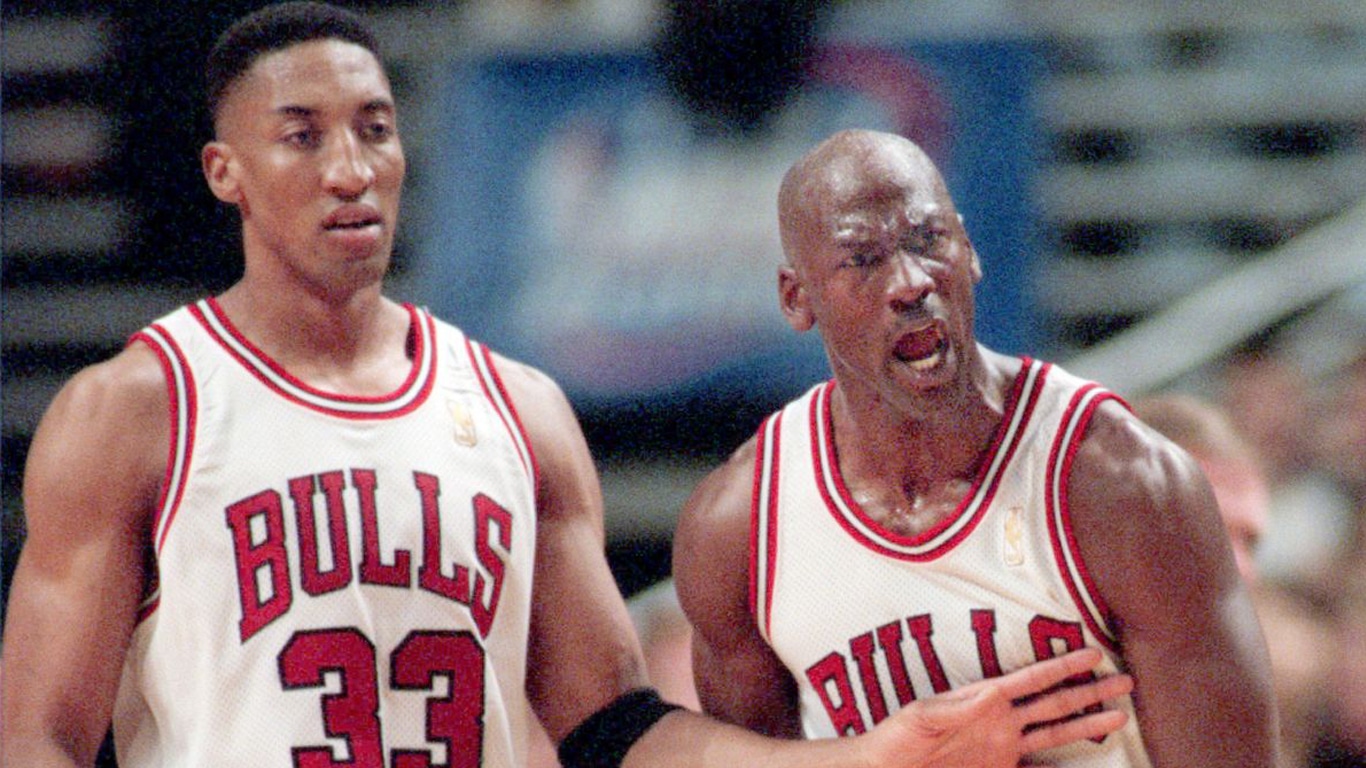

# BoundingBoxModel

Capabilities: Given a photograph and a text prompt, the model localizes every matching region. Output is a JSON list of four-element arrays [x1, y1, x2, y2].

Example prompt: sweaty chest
[[848, 477, 974, 538]]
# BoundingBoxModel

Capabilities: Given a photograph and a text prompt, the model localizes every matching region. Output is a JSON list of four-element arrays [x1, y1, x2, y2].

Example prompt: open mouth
[[894, 321, 947, 371]]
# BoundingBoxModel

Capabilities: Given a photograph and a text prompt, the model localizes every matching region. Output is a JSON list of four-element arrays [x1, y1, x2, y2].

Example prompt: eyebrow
[[273, 98, 395, 119]]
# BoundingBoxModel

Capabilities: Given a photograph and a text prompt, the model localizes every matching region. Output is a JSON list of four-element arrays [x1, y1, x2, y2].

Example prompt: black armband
[[557, 688, 683, 768]]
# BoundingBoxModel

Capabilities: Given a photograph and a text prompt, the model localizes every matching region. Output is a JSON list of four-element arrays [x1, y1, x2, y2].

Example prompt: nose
[[322, 130, 375, 198], [887, 251, 933, 311]]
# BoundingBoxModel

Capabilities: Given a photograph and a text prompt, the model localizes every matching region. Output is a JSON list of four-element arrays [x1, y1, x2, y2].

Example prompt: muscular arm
[[497, 355, 653, 742], [1069, 401, 1278, 767], [672, 439, 803, 737], [1, 345, 167, 767]]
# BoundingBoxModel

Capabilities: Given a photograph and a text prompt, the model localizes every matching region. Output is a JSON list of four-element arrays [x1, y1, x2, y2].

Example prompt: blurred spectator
[[1132, 393, 1269, 585], [1218, 348, 1354, 589], [1309, 565, 1366, 767], [1134, 392, 1332, 767], [625, 579, 700, 712], [1315, 347, 1366, 534]]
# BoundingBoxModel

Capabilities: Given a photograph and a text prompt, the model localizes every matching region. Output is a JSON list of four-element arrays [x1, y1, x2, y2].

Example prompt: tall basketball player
[[0, 7, 1135, 768], [673, 129, 1279, 767]]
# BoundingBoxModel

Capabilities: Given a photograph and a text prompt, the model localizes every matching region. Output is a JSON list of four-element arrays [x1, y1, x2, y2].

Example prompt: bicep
[[2, 350, 165, 763], [673, 450, 800, 738], [1069, 408, 1277, 766]]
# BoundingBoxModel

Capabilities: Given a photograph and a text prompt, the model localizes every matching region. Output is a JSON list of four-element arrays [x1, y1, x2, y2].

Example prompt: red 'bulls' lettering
[[225, 468, 513, 642], [805, 611, 1090, 735]]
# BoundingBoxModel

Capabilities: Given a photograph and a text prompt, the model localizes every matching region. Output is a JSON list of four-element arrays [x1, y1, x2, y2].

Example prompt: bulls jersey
[[750, 358, 1152, 767], [113, 299, 539, 768]]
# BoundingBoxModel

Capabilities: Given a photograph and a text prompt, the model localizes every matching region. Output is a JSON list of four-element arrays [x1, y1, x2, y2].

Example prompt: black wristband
[[557, 688, 683, 768]]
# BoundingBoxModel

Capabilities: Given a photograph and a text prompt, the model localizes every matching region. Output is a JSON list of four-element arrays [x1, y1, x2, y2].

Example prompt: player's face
[[205, 38, 404, 297], [782, 141, 981, 403]]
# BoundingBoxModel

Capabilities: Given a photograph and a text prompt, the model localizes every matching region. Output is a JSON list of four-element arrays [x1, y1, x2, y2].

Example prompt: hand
[[861, 648, 1133, 768]]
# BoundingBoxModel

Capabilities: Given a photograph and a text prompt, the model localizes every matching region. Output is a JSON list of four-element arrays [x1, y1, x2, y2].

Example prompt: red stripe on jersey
[[189, 299, 436, 419], [813, 361, 1044, 561], [1046, 383, 1123, 651], [130, 325, 197, 556], [466, 340, 540, 494], [749, 412, 783, 639]]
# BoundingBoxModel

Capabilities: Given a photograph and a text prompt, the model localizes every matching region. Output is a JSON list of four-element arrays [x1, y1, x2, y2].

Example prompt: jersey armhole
[[1045, 384, 1124, 652], [127, 326, 197, 618]]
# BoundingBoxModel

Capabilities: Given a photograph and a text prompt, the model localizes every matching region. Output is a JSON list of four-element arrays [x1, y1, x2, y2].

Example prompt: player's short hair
[[206, 1, 381, 123]]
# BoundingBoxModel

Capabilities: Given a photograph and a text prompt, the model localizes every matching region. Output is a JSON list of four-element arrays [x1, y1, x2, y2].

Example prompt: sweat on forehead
[[205, 1, 381, 123]]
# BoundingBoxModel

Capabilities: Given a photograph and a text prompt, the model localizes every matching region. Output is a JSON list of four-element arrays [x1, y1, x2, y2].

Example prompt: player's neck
[[831, 357, 1009, 507], [214, 280, 413, 395]]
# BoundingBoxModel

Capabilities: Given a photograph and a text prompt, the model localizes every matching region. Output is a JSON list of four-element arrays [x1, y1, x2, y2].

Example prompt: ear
[[957, 214, 983, 283], [202, 141, 243, 207], [779, 265, 815, 333]]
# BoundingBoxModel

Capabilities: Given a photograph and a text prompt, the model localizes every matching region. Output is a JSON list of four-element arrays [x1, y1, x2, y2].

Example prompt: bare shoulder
[[673, 437, 759, 627], [479, 349, 602, 527], [675, 438, 758, 561], [482, 350, 577, 434], [480, 349, 586, 465], [1066, 397, 1237, 626], [1068, 398, 1207, 519], [28, 343, 169, 492], [22, 341, 170, 560]]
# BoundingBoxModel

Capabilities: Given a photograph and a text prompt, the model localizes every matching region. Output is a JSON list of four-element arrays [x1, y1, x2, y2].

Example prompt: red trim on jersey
[[466, 339, 540, 493], [813, 360, 1044, 561], [135, 595, 160, 624], [748, 418, 766, 622], [749, 412, 783, 639], [127, 324, 199, 625], [130, 325, 198, 556], [188, 299, 436, 419], [1046, 383, 1123, 652]]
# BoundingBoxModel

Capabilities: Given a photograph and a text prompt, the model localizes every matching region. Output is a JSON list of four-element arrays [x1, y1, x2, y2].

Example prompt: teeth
[[907, 347, 942, 371]]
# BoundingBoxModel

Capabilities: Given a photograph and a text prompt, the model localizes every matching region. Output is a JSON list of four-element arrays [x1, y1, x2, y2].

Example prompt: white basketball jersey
[[751, 358, 1152, 767], [113, 299, 539, 768]]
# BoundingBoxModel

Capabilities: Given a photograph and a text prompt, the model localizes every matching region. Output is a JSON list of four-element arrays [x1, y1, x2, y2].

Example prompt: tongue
[[897, 326, 942, 361]]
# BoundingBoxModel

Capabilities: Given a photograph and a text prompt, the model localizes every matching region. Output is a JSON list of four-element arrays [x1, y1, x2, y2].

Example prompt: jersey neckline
[[189, 297, 438, 419], [811, 358, 1048, 560]]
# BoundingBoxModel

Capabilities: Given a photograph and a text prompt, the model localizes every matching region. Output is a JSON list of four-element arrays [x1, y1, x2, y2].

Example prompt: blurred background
[[4, 0, 1366, 764]]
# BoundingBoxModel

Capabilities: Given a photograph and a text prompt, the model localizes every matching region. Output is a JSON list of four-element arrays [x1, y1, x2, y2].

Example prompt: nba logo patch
[[448, 397, 478, 446]]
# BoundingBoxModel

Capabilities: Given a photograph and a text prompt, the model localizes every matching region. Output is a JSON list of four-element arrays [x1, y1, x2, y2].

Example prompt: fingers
[[1014, 669, 1133, 754], [1019, 709, 1129, 754], [1016, 669, 1134, 726], [990, 648, 1105, 700]]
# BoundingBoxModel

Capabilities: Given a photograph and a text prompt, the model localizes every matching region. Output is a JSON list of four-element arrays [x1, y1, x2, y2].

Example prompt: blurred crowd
[[1206, 342, 1366, 768]]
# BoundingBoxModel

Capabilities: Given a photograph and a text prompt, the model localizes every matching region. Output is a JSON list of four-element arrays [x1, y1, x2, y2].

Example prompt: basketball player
[[0, 6, 1135, 767], [672, 129, 1280, 766]]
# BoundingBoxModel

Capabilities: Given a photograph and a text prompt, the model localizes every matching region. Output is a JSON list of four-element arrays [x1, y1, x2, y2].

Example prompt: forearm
[[615, 649, 1136, 768], [0, 558, 137, 768], [1, 630, 116, 768]]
